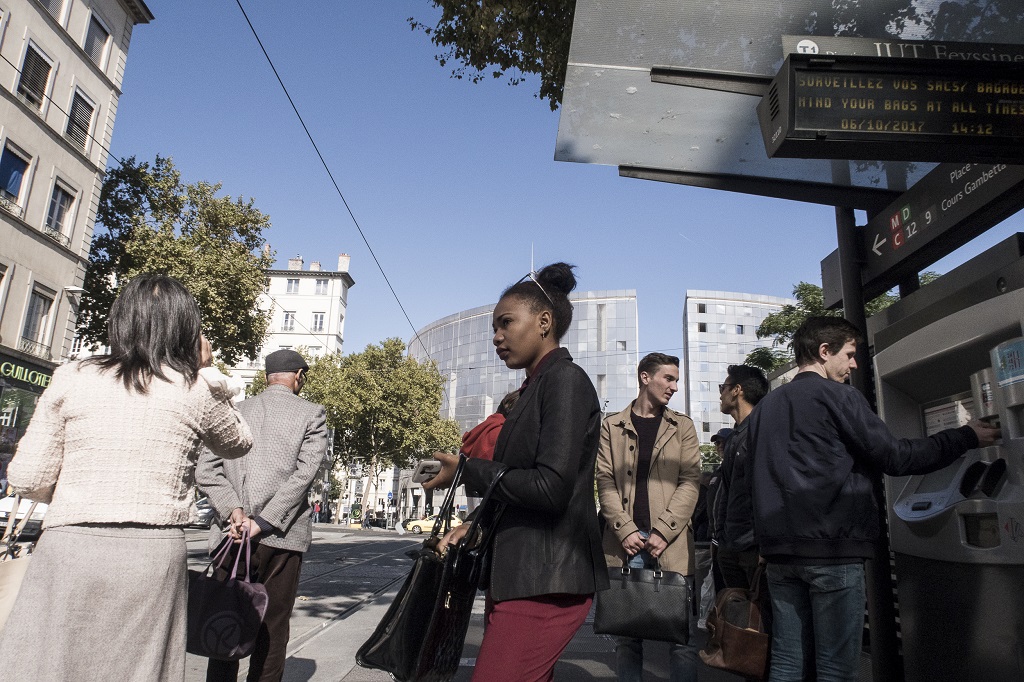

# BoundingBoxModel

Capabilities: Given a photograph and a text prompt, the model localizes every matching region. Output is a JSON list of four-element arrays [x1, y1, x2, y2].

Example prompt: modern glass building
[[409, 290, 640, 434], [683, 290, 796, 442]]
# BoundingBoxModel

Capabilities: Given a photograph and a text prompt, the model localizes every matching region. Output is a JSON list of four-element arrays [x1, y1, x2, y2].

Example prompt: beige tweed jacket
[[197, 384, 327, 553]]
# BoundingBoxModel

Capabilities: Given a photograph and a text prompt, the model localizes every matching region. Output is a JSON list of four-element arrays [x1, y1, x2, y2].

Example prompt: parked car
[[191, 496, 217, 529], [404, 514, 462, 534], [0, 494, 47, 541]]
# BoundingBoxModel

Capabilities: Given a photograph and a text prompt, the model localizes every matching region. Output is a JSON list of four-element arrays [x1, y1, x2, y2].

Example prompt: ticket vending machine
[[869, 235, 1024, 681]]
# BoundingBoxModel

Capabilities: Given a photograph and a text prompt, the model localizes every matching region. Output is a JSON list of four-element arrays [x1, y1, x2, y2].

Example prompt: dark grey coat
[[462, 348, 609, 602], [197, 384, 327, 553]]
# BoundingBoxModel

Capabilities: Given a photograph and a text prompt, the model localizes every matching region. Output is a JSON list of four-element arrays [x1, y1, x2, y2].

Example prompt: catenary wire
[[232, 0, 434, 370]]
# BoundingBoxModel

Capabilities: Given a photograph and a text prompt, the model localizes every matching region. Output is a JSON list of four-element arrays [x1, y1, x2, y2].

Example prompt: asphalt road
[[184, 525, 420, 682]]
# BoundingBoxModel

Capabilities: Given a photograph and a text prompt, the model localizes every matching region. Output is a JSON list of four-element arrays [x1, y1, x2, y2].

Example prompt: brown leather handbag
[[699, 563, 770, 680]]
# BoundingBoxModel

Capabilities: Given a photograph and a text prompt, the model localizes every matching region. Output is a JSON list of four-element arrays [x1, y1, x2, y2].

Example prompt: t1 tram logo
[[889, 205, 917, 249]]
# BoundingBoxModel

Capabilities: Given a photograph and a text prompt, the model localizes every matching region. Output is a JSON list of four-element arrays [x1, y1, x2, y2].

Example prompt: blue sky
[[108, 2, 1024, 362]]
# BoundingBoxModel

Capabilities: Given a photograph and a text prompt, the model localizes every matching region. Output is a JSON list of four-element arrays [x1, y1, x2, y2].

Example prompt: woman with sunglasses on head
[[0, 274, 252, 681], [425, 262, 608, 682]]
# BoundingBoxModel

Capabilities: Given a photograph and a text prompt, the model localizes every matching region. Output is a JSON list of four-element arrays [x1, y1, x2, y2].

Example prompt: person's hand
[[200, 335, 214, 368], [969, 420, 1000, 447], [242, 517, 262, 540], [421, 452, 460, 491], [437, 523, 471, 553], [227, 507, 246, 539], [621, 531, 646, 556], [645, 530, 669, 559]]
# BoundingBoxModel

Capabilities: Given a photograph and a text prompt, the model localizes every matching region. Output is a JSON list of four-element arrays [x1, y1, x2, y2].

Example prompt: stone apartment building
[[0, 0, 152, 456]]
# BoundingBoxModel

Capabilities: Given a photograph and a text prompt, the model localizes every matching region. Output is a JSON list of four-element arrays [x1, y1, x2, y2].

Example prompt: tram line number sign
[[825, 161, 1024, 304], [757, 53, 1024, 163]]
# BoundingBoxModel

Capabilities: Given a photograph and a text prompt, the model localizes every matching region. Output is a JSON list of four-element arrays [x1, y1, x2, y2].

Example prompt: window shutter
[[18, 47, 51, 109], [66, 93, 94, 150], [39, 0, 63, 21], [84, 17, 109, 66]]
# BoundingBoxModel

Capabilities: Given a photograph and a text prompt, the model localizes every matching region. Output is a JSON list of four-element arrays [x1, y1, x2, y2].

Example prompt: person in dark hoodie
[[747, 316, 999, 682], [714, 364, 769, 591]]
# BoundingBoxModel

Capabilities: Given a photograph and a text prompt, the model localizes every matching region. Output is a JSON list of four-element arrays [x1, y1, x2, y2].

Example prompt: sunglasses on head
[[514, 271, 555, 307]]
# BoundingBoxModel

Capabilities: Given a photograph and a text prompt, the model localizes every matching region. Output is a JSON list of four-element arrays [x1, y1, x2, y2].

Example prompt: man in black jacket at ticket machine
[[747, 316, 1000, 682]]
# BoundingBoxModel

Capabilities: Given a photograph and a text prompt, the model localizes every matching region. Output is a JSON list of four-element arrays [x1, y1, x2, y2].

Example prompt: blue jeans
[[614, 538, 698, 682], [766, 562, 866, 682]]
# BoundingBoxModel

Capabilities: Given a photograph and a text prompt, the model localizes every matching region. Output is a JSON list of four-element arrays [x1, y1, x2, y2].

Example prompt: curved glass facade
[[409, 290, 640, 433]]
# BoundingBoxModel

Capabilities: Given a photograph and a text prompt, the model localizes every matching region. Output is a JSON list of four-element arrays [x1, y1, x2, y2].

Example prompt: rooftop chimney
[[309, 261, 322, 271], [287, 255, 303, 271], [337, 253, 350, 273]]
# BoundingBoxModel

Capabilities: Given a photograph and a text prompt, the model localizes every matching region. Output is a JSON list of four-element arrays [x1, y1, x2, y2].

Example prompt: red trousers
[[471, 593, 593, 682]]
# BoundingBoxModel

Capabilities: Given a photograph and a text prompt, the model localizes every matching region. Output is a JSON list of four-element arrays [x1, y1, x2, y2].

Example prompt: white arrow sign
[[872, 234, 886, 256]]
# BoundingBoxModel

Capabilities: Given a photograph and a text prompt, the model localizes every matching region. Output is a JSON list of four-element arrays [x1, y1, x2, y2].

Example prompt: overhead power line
[[232, 1, 432, 365]]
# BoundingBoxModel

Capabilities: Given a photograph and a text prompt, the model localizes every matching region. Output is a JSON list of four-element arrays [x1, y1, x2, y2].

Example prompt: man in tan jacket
[[596, 352, 702, 682]]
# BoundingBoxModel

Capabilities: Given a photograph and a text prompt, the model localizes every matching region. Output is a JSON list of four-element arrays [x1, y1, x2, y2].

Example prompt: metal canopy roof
[[555, 0, 1023, 214]]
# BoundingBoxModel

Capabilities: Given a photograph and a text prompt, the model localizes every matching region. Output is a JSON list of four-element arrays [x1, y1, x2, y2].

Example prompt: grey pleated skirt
[[0, 524, 188, 682]]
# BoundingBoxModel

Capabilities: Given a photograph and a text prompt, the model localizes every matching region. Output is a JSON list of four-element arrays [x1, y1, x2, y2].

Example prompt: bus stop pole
[[836, 206, 904, 682]]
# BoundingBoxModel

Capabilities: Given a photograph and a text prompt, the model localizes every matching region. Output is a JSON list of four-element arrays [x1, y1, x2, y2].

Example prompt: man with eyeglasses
[[596, 352, 701, 682], [714, 365, 769, 593]]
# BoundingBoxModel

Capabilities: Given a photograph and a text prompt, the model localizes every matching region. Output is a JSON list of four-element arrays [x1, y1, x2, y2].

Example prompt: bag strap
[[456, 465, 509, 552], [1, 496, 39, 555], [430, 455, 468, 538], [206, 523, 253, 581], [748, 559, 766, 601], [230, 524, 253, 582]]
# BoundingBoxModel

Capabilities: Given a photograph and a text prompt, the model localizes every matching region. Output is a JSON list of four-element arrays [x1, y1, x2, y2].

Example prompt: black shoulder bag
[[356, 455, 508, 682], [594, 554, 691, 644]]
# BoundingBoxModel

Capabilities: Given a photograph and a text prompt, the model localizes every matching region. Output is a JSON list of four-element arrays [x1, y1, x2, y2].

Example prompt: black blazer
[[462, 348, 609, 601]]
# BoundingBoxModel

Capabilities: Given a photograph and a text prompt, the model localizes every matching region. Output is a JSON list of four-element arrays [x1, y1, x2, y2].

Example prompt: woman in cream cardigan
[[0, 274, 253, 681]]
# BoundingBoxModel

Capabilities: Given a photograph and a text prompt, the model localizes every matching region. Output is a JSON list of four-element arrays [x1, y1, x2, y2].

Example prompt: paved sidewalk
[[188, 527, 872, 681]]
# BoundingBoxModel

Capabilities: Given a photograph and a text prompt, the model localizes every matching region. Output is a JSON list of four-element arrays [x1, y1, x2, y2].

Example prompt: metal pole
[[836, 205, 903, 682]]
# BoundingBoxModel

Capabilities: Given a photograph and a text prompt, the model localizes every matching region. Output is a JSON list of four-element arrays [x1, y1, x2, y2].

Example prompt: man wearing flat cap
[[198, 349, 328, 682]]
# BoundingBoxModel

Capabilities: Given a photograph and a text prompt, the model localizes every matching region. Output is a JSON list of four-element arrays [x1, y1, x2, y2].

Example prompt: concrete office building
[[409, 290, 640, 434], [0, 0, 152, 459], [230, 253, 355, 390], [683, 290, 796, 442]]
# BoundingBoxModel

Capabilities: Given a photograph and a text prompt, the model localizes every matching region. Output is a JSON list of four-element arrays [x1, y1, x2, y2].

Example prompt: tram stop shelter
[[555, 2, 1024, 681]]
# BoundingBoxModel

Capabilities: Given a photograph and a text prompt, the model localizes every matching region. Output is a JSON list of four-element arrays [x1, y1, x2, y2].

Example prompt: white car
[[0, 495, 47, 541]]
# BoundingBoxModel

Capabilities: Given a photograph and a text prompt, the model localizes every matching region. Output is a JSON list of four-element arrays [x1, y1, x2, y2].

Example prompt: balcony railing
[[42, 225, 71, 247], [19, 337, 51, 360], [0, 193, 24, 219]]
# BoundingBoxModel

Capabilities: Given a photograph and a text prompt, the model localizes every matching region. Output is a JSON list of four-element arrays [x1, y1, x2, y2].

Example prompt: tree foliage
[[409, 0, 576, 110], [699, 443, 721, 472], [78, 156, 274, 364], [300, 338, 462, 511], [746, 273, 938, 372]]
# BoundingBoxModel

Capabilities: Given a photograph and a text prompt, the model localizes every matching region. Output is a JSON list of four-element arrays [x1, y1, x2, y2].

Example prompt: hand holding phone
[[412, 460, 442, 483]]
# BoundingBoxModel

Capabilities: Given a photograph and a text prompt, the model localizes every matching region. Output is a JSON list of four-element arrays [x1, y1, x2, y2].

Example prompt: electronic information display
[[758, 54, 1024, 162]]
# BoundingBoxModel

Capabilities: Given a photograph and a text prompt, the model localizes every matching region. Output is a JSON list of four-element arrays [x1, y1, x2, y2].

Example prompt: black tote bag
[[186, 525, 269, 661], [593, 557, 691, 644], [356, 456, 507, 682]]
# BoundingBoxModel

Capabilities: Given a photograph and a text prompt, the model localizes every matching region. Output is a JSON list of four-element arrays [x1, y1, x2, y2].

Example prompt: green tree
[[78, 156, 274, 365], [300, 338, 462, 516], [699, 443, 721, 472], [745, 273, 938, 372], [409, 0, 576, 111]]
